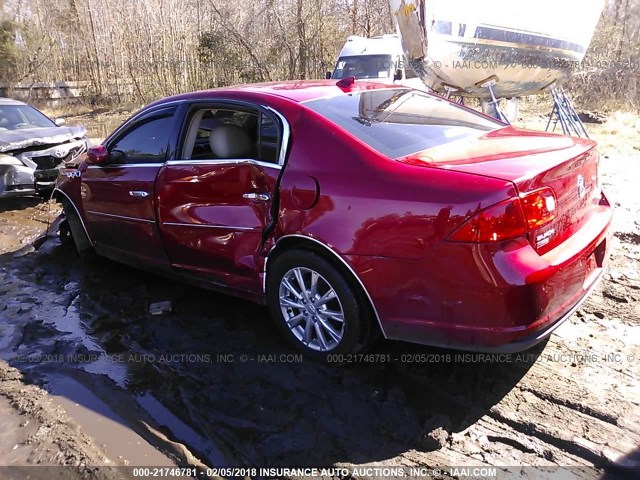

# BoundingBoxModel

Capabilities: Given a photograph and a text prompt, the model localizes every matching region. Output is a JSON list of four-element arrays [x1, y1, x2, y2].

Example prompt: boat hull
[[390, 0, 604, 98]]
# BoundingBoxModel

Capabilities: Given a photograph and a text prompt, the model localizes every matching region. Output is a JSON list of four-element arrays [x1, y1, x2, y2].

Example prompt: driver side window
[[108, 115, 174, 164]]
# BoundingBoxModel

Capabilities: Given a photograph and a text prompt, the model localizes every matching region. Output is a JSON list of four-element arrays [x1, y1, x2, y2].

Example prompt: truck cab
[[327, 34, 428, 91]]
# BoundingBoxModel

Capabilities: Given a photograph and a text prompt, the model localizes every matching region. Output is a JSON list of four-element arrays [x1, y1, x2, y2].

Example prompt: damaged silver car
[[0, 98, 87, 198]]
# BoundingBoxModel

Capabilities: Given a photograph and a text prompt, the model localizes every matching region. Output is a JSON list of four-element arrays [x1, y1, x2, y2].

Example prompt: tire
[[267, 249, 375, 362], [57, 216, 73, 246], [60, 199, 94, 260]]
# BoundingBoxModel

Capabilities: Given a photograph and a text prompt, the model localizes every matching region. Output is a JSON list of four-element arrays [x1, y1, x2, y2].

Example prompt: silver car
[[0, 98, 87, 198]]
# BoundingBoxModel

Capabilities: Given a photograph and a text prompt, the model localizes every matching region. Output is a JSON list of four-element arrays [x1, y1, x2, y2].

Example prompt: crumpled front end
[[0, 138, 87, 198]]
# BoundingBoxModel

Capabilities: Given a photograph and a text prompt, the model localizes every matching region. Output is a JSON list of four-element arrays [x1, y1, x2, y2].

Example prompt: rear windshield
[[304, 89, 502, 158]]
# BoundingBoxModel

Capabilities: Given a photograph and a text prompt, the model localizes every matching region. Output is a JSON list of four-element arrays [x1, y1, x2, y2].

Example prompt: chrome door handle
[[243, 192, 271, 202], [129, 190, 149, 198]]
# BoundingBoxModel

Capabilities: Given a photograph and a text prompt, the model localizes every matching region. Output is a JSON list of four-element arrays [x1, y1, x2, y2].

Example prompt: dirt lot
[[0, 109, 638, 479]]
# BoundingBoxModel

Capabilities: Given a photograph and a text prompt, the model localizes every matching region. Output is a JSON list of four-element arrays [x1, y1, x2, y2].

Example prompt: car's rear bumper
[[445, 264, 605, 353], [351, 200, 613, 352]]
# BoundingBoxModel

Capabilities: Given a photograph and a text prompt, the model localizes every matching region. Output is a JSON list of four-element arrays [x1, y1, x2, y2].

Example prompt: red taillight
[[448, 198, 527, 243], [448, 188, 557, 243], [520, 187, 557, 230]]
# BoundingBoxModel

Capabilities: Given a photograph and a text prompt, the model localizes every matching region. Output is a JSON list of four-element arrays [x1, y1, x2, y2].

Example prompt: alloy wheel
[[278, 267, 345, 352]]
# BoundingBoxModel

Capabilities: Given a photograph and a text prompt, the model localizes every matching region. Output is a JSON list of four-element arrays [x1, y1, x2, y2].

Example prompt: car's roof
[[0, 97, 27, 106], [150, 79, 403, 107]]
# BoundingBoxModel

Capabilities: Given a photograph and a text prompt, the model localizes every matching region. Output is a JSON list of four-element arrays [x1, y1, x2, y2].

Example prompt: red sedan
[[55, 80, 612, 361]]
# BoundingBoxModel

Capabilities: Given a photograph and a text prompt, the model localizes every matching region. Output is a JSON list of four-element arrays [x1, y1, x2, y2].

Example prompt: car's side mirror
[[325, 71, 332, 79], [86, 145, 109, 165], [393, 69, 403, 81], [109, 149, 127, 164], [54, 118, 66, 127]]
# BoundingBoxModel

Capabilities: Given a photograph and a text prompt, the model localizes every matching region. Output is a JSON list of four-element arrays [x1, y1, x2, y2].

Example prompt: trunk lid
[[399, 127, 601, 253]]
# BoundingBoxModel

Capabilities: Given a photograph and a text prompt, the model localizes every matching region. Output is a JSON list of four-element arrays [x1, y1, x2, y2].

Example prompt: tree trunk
[[297, 0, 307, 79]]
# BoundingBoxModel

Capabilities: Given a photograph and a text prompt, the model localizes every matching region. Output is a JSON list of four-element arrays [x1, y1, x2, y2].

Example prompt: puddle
[[81, 355, 128, 388], [135, 393, 226, 466], [47, 375, 174, 467], [0, 238, 234, 468]]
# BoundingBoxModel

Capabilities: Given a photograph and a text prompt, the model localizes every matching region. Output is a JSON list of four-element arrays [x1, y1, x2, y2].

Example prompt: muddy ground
[[0, 110, 638, 480]]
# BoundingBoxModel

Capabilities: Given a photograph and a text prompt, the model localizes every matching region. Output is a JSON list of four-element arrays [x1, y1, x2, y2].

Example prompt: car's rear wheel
[[267, 250, 375, 362]]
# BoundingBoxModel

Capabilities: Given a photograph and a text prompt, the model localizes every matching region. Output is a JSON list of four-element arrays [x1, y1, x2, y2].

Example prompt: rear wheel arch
[[265, 234, 386, 341]]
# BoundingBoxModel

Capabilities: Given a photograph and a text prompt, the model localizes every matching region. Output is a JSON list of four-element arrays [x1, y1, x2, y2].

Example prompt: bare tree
[[0, 0, 636, 111]]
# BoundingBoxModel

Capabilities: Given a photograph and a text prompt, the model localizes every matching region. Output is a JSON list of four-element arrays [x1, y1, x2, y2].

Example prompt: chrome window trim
[[87, 210, 155, 224], [87, 163, 165, 169], [265, 234, 387, 338], [53, 188, 94, 246], [264, 106, 290, 167], [165, 158, 282, 170], [161, 222, 257, 231]]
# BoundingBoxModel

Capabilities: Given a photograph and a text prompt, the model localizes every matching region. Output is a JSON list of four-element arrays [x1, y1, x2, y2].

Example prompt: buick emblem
[[577, 174, 587, 199]]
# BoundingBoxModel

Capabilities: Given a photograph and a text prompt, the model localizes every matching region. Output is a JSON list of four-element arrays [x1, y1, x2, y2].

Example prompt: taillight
[[448, 188, 557, 243], [520, 187, 557, 230], [448, 198, 527, 243]]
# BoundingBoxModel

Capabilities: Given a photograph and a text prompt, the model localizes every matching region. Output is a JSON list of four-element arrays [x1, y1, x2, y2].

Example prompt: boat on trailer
[[389, 0, 605, 100]]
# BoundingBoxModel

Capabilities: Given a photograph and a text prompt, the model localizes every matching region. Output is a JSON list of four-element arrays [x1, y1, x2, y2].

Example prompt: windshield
[[0, 105, 57, 131], [332, 55, 395, 80], [305, 89, 502, 159]]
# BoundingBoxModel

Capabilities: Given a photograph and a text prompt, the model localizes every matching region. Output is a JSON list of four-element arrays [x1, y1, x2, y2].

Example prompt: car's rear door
[[81, 106, 179, 267], [156, 102, 287, 293]]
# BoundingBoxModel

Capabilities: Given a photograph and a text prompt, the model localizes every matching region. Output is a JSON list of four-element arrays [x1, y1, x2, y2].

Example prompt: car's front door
[[155, 102, 286, 293], [81, 107, 178, 267]]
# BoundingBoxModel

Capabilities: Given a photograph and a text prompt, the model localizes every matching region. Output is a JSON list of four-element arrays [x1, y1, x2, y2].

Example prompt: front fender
[[54, 160, 92, 243]]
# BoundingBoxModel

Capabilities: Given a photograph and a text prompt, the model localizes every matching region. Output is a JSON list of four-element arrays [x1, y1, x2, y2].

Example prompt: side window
[[108, 115, 174, 164], [181, 106, 281, 164], [258, 113, 279, 164]]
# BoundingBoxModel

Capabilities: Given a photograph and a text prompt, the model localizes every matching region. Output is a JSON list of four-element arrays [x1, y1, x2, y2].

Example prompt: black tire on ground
[[266, 249, 376, 362], [57, 216, 73, 246], [60, 199, 94, 259]]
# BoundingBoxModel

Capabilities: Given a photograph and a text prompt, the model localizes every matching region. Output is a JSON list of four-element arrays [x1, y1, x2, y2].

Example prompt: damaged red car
[[54, 80, 612, 361]]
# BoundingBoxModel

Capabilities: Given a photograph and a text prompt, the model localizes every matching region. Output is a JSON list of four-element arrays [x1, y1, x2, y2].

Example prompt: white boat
[[389, 0, 605, 99]]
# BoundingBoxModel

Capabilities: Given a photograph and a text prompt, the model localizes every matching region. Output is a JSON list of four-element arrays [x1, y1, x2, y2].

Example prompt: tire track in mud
[[517, 385, 618, 426], [385, 278, 639, 472], [488, 389, 638, 466]]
